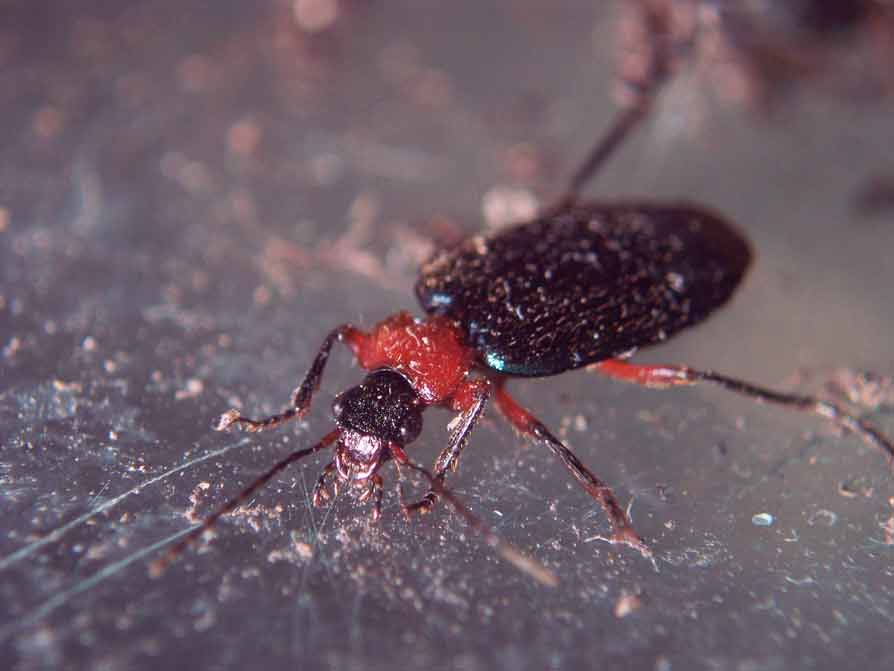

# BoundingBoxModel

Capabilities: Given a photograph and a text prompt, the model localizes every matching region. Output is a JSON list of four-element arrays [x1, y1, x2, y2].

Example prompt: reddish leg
[[216, 324, 368, 433], [391, 445, 557, 586], [493, 382, 651, 559], [593, 359, 894, 460], [403, 378, 493, 515], [353, 474, 384, 521], [311, 461, 338, 507]]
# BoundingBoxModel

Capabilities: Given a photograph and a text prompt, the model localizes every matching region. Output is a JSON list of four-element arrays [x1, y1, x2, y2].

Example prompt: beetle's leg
[[311, 461, 338, 507], [216, 325, 368, 433], [546, 0, 676, 214], [403, 379, 492, 515], [493, 382, 652, 559], [592, 359, 894, 461], [372, 475, 383, 521], [150, 429, 340, 577], [392, 445, 557, 586], [356, 474, 384, 521]]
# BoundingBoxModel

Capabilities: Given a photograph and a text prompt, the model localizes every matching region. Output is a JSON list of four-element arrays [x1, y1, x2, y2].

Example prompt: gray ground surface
[[2, 2, 894, 670]]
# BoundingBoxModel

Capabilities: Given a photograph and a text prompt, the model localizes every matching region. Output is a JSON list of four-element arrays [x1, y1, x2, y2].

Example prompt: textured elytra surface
[[416, 203, 753, 376]]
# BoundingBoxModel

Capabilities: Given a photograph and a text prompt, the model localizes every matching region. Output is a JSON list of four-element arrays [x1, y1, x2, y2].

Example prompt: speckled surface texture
[[416, 204, 752, 376], [2, 2, 894, 670]]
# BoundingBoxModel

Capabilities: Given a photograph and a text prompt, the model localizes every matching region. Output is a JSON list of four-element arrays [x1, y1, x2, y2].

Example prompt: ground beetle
[[152, 73, 894, 585]]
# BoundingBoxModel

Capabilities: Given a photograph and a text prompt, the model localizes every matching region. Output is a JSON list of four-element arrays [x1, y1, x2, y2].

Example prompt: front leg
[[357, 474, 384, 521], [311, 461, 338, 507], [216, 324, 368, 433], [403, 378, 492, 515]]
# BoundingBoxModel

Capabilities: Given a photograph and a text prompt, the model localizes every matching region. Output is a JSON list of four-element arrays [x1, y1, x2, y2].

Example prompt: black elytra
[[417, 204, 752, 376]]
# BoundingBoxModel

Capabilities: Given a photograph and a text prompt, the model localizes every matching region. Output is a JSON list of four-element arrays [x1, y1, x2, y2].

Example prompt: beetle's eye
[[397, 408, 423, 445]]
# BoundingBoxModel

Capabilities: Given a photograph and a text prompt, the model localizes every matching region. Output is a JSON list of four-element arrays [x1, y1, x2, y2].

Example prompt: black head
[[332, 369, 424, 446], [331, 369, 424, 482]]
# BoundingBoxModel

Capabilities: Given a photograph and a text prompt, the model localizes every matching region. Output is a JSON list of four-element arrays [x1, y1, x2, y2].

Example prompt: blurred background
[[2, 2, 894, 669]]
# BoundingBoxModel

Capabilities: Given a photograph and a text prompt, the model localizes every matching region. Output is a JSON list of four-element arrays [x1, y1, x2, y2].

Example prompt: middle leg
[[493, 381, 651, 558], [403, 378, 492, 515]]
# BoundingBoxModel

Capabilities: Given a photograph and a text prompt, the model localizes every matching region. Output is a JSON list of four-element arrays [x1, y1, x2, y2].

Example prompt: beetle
[[151, 76, 893, 584]]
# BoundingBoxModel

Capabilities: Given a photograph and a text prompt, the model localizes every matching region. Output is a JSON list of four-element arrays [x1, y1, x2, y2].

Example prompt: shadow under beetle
[[152, 58, 894, 584]]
